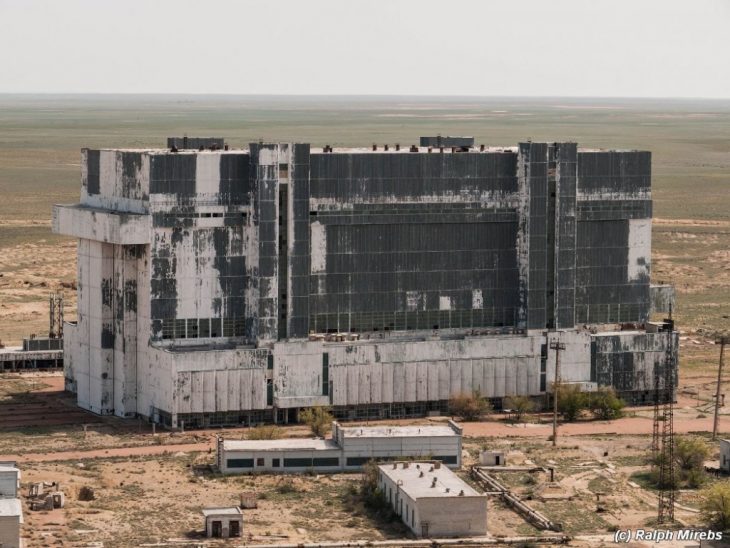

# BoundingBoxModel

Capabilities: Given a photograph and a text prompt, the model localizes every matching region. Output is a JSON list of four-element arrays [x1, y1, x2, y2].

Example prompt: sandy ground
[[0, 374, 725, 547], [0, 222, 77, 345]]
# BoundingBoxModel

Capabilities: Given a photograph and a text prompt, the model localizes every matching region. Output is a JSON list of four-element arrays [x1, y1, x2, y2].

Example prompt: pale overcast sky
[[1, 0, 728, 97]]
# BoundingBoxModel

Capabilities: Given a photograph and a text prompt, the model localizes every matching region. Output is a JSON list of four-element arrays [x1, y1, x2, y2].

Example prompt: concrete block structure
[[202, 507, 242, 538], [218, 420, 462, 473], [378, 461, 487, 537], [0, 464, 22, 548], [0, 465, 20, 498], [53, 138, 679, 426], [0, 498, 22, 548]]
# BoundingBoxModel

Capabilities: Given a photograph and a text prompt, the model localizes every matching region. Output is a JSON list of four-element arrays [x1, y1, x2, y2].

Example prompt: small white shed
[[202, 507, 243, 538], [0, 466, 20, 498], [0, 497, 23, 548]]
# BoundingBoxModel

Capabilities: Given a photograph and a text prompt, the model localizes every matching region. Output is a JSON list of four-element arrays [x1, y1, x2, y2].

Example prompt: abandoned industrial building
[[378, 461, 488, 537], [52, 136, 679, 427], [217, 420, 463, 473]]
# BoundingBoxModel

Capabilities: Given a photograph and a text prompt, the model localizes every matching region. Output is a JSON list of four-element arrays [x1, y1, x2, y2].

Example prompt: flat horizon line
[[1, 92, 730, 102]]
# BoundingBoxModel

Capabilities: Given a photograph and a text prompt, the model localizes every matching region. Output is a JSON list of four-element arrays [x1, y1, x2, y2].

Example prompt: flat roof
[[0, 498, 22, 518], [379, 462, 483, 499], [202, 507, 242, 517], [0, 466, 19, 474], [87, 145, 645, 156], [222, 438, 338, 452], [340, 424, 457, 438]]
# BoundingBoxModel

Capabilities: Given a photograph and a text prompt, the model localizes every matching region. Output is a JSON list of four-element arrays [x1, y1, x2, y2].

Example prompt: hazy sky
[[1, 0, 729, 98]]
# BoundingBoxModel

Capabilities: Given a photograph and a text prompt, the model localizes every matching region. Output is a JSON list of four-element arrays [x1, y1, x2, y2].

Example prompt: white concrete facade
[[378, 461, 487, 538], [0, 498, 23, 548], [202, 507, 242, 539], [0, 466, 20, 498], [218, 421, 462, 474]]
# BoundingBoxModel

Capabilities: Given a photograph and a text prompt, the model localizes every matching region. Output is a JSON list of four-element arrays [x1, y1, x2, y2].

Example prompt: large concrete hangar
[[53, 136, 678, 427]]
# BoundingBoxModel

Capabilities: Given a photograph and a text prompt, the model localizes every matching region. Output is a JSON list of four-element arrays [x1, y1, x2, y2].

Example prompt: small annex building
[[378, 461, 487, 538], [202, 507, 243, 539], [0, 497, 23, 548], [218, 420, 462, 474], [0, 464, 20, 497]]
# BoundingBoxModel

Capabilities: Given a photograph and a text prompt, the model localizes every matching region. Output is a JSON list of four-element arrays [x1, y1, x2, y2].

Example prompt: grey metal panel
[[86, 149, 100, 195], [150, 154, 197, 194], [574, 219, 650, 324], [419, 136, 475, 148]]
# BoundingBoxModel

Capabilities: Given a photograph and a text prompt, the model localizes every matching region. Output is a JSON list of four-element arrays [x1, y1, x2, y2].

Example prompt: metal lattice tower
[[657, 322, 676, 524], [49, 292, 64, 339], [652, 358, 661, 458]]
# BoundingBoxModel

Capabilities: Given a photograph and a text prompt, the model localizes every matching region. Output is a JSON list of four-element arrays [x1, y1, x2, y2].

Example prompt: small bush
[[300, 406, 334, 437], [275, 478, 299, 494], [701, 480, 730, 530], [587, 387, 625, 420], [247, 425, 283, 440], [504, 395, 535, 422], [449, 390, 492, 421], [77, 486, 95, 501], [556, 383, 587, 422]]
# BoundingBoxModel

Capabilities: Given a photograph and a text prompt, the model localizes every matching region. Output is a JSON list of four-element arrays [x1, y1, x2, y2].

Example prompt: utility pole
[[550, 337, 565, 448], [713, 336, 728, 441]]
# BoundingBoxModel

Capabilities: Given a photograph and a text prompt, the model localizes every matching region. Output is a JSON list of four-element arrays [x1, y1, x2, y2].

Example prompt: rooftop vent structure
[[420, 135, 474, 148], [167, 137, 225, 150]]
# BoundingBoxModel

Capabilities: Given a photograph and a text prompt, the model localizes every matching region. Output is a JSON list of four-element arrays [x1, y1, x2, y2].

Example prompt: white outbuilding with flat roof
[[0, 498, 23, 548], [378, 461, 487, 538], [218, 420, 462, 474], [218, 438, 342, 474], [0, 465, 20, 498], [202, 507, 243, 538]]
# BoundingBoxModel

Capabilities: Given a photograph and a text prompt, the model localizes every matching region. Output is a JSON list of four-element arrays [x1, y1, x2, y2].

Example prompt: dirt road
[[4, 412, 729, 464], [0, 439, 216, 464]]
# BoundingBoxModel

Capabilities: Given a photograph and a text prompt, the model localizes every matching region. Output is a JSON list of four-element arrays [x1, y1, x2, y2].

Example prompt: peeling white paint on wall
[[195, 153, 221, 195], [627, 219, 651, 281], [310, 221, 326, 273], [406, 291, 425, 312], [472, 289, 483, 310]]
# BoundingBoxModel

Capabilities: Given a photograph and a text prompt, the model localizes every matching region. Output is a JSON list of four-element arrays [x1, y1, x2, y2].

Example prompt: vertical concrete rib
[[288, 143, 311, 338], [554, 143, 578, 328], [518, 142, 548, 330], [250, 143, 279, 342]]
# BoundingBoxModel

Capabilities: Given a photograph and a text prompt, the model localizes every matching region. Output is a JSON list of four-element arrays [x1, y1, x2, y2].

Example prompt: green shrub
[[587, 387, 625, 420], [449, 390, 492, 421], [556, 383, 587, 422], [701, 480, 730, 530], [247, 424, 283, 440], [299, 406, 334, 437], [504, 395, 535, 422]]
